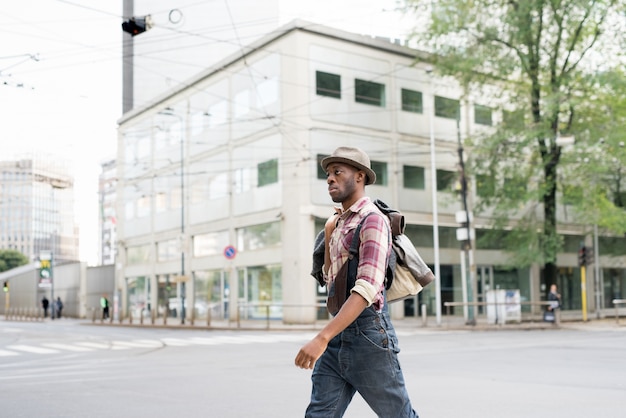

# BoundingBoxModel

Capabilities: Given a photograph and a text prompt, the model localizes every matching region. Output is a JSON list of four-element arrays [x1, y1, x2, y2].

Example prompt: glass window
[[127, 245, 151, 264], [401, 89, 423, 113], [371, 160, 387, 185], [194, 270, 225, 320], [403, 165, 425, 189], [355, 79, 385, 107], [316, 154, 329, 180], [316, 71, 341, 98], [258, 158, 278, 187], [475, 174, 495, 198], [193, 231, 229, 257], [474, 104, 493, 126], [435, 96, 460, 120], [157, 239, 179, 261], [436, 169, 456, 191], [502, 109, 525, 129], [236, 222, 281, 251]]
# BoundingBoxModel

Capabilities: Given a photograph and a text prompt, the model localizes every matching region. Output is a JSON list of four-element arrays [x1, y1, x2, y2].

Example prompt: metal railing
[[236, 302, 328, 329], [443, 301, 558, 326], [613, 299, 626, 325]]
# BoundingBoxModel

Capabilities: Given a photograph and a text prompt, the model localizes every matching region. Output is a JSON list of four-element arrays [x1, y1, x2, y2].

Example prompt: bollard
[[140, 309, 144, 325], [207, 308, 211, 327], [421, 303, 428, 327], [151, 309, 155, 325]]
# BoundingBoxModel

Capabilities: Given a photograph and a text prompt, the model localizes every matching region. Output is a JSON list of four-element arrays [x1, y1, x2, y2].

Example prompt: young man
[[295, 147, 418, 417]]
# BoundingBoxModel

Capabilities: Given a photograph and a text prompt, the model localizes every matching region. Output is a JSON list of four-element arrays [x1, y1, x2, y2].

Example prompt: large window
[[127, 245, 151, 265], [157, 239, 179, 261], [316, 154, 329, 180], [236, 222, 281, 251], [316, 71, 341, 98], [436, 169, 456, 191], [435, 96, 460, 119], [403, 165, 425, 189], [371, 160, 388, 185], [474, 104, 493, 126], [401, 89, 423, 113], [355, 79, 385, 107], [193, 231, 229, 257], [257, 158, 278, 187]]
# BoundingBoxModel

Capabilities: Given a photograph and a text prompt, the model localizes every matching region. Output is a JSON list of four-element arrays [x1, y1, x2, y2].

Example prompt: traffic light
[[578, 246, 587, 267], [2, 281, 8, 292], [122, 16, 153, 36], [39, 259, 51, 279]]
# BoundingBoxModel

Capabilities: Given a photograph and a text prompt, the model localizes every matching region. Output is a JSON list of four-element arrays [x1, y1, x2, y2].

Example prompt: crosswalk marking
[[0, 333, 313, 357], [42, 343, 94, 352], [7, 345, 59, 354], [74, 342, 111, 350]]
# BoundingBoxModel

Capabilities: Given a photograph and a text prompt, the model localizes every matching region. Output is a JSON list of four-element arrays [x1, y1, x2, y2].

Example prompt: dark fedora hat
[[321, 146, 376, 185]]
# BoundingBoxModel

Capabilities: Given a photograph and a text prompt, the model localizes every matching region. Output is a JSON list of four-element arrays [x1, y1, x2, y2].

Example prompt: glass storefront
[[194, 270, 227, 320], [603, 268, 625, 308], [238, 264, 282, 319], [126, 276, 149, 318]]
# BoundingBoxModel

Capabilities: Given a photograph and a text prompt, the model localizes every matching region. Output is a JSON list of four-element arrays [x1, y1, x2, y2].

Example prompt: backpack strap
[[346, 211, 393, 292]]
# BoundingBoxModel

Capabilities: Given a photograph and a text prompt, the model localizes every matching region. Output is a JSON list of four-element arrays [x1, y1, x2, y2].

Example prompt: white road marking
[[7, 345, 59, 354]]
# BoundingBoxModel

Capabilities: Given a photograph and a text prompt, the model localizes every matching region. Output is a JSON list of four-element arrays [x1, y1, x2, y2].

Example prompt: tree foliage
[[406, 0, 626, 283], [0, 249, 30, 273]]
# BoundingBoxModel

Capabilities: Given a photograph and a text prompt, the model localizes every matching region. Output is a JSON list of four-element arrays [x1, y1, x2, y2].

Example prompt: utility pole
[[456, 114, 476, 325]]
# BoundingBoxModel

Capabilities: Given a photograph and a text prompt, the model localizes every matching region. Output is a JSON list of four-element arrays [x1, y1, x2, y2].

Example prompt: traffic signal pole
[[581, 265, 588, 322]]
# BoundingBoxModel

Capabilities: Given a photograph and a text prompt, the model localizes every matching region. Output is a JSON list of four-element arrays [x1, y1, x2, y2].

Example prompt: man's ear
[[356, 170, 366, 184]]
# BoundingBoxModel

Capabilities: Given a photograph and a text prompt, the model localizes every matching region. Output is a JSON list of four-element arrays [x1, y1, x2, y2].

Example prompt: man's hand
[[294, 335, 329, 369], [294, 294, 368, 370]]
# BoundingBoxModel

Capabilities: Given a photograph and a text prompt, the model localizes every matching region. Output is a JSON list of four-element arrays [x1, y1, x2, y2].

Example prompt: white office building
[[116, 21, 626, 324]]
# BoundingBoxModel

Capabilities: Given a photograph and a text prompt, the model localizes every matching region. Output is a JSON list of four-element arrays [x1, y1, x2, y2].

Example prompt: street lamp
[[427, 66, 442, 325], [159, 108, 186, 324]]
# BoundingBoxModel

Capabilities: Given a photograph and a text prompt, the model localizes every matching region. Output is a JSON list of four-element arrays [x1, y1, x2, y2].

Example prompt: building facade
[[0, 158, 78, 264], [116, 21, 626, 324]]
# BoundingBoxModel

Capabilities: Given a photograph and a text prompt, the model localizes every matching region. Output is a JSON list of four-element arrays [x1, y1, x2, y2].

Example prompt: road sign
[[224, 245, 237, 260]]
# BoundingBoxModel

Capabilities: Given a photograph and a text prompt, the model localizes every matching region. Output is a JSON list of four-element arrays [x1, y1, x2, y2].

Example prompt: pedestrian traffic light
[[2, 281, 8, 292], [121, 15, 153, 36], [578, 246, 587, 267], [39, 259, 51, 279]]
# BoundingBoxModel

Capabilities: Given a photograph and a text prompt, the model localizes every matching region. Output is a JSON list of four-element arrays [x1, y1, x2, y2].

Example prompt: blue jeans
[[305, 307, 418, 417]]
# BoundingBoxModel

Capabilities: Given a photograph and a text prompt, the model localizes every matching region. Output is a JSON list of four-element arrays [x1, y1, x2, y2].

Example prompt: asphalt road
[[1, 319, 624, 417]]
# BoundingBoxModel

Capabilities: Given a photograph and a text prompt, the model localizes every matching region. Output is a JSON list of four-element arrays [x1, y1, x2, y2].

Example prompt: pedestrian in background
[[41, 296, 49, 318], [295, 147, 419, 417], [548, 284, 561, 311], [55, 297, 63, 318], [101, 295, 110, 320]]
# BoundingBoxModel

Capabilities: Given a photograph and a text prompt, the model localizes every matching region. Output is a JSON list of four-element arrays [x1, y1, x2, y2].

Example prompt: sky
[[0, 0, 413, 265], [1, 0, 122, 264]]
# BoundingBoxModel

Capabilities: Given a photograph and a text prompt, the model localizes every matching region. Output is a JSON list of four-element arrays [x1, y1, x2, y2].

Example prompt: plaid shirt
[[326, 197, 391, 311]]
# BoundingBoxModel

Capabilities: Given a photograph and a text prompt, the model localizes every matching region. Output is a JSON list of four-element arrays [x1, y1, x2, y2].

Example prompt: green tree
[[0, 249, 30, 273], [406, 0, 626, 288]]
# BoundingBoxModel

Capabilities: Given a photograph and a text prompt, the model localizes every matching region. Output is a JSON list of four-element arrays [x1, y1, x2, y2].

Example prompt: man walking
[[41, 296, 49, 318], [295, 147, 419, 417]]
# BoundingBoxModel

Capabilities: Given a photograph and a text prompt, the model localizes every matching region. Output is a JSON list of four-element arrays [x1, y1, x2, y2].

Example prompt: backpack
[[312, 199, 435, 308]]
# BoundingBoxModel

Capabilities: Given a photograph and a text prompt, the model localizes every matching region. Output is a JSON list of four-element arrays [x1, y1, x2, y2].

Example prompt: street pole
[[456, 114, 475, 325], [593, 224, 601, 318], [427, 67, 442, 326]]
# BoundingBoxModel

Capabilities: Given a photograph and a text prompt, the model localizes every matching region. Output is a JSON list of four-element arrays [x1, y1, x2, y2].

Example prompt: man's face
[[326, 163, 359, 203]]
